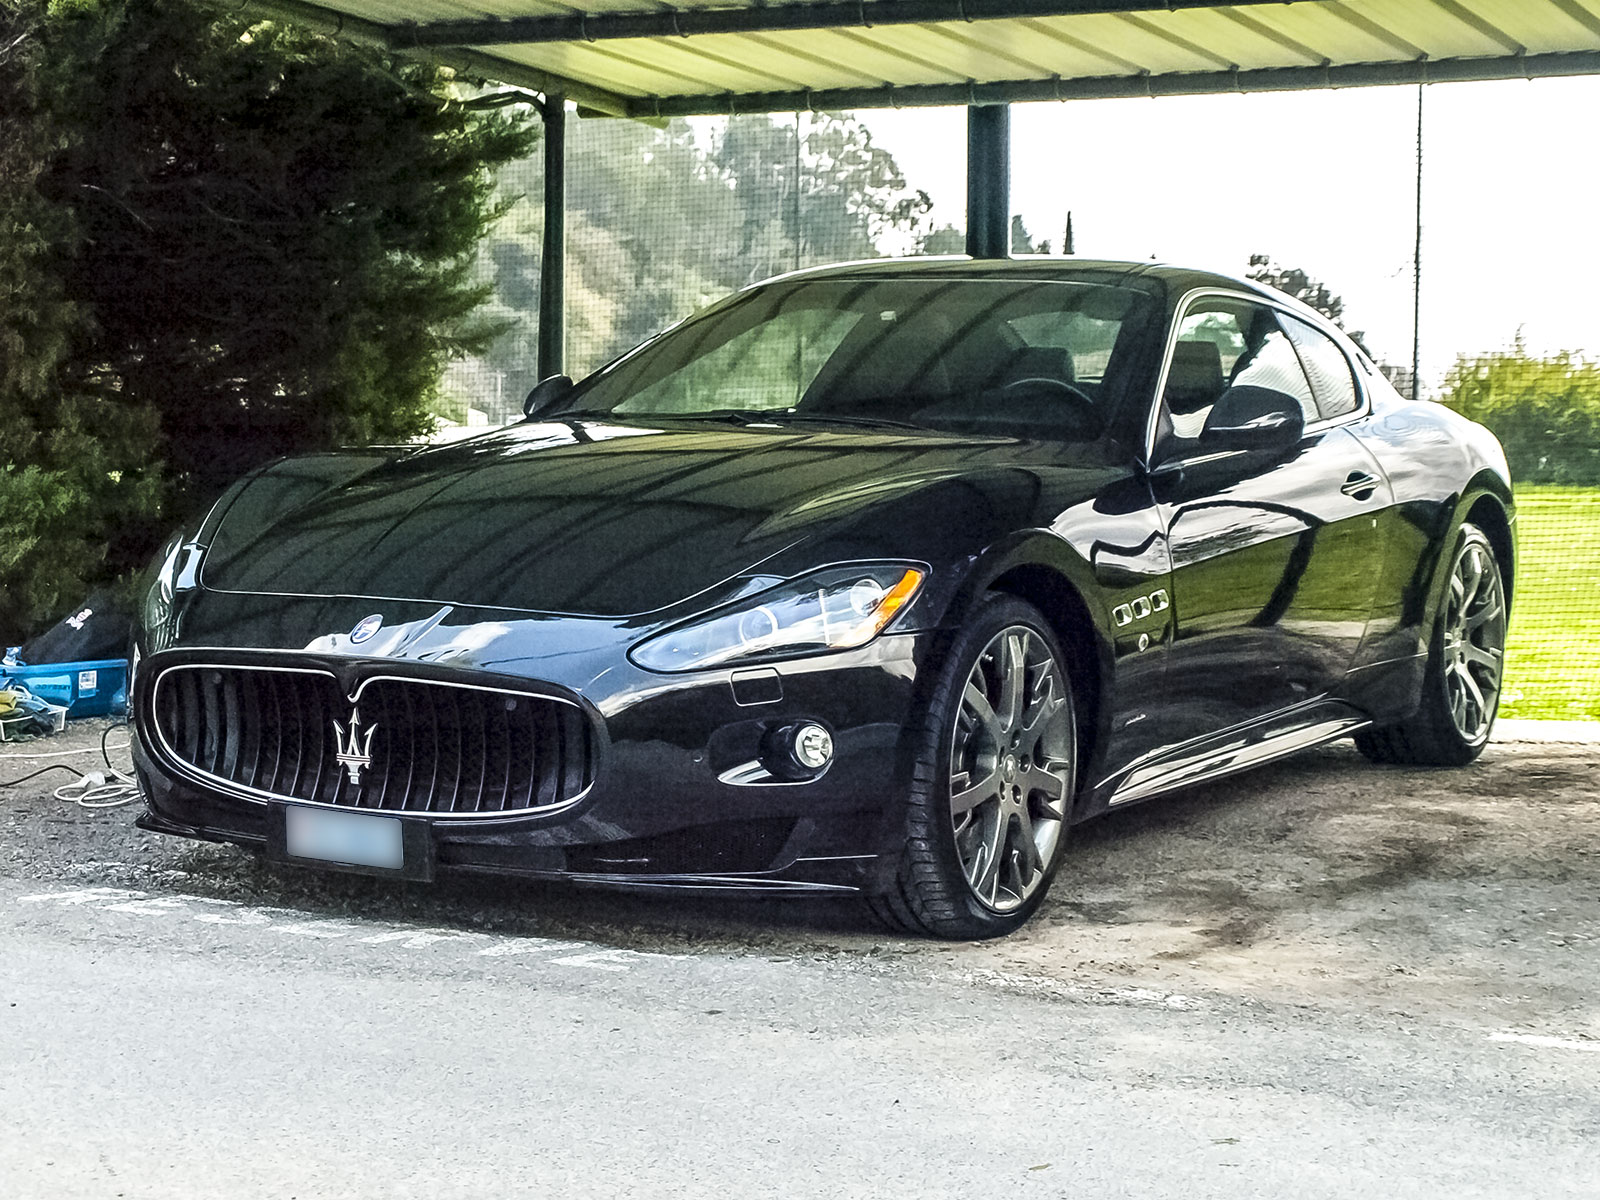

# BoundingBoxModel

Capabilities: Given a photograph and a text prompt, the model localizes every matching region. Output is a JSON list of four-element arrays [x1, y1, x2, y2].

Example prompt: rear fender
[[1418, 474, 1517, 641]]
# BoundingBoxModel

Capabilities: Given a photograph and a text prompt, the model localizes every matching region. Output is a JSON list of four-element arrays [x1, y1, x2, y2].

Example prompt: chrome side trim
[[717, 760, 818, 787], [146, 661, 595, 819], [348, 673, 582, 710], [563, 871, 858, 894], [1107, 711, 1370, 807]]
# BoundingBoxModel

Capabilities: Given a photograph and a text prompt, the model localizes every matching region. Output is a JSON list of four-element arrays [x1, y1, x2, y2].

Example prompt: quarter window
[[1280, 314, 1360, 420]]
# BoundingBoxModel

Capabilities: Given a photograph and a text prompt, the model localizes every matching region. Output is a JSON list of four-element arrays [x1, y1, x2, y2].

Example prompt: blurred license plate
[[284, 805, 403, 871]]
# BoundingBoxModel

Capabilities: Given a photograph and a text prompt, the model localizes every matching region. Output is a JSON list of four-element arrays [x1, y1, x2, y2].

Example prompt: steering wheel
[[997, 376, 1098, 412]]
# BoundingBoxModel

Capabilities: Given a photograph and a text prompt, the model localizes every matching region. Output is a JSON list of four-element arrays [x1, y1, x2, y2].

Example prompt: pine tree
[[0, 0, 537, 640], [1, 0, 162, 644]]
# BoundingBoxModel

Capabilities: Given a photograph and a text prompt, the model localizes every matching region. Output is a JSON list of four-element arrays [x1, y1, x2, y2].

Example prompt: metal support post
[[965, 104, 1011, 259], [538, 94, 566, 380]]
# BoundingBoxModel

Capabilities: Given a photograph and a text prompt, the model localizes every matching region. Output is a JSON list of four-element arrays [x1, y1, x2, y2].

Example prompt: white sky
[[853, 75, 1600, 390]]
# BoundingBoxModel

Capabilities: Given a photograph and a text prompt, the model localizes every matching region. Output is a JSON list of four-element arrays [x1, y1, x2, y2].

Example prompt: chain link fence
[[443, 102, 1595, 721]]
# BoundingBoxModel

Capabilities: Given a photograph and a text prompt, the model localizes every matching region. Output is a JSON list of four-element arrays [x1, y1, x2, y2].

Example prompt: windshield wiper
[[661, 409, 925, 431], [779, 411, 926, 431]]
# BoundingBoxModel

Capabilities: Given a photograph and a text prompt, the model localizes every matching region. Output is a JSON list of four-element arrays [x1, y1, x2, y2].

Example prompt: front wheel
[[870, 595, 1077, 939], [1356, 522, 1508, 766]]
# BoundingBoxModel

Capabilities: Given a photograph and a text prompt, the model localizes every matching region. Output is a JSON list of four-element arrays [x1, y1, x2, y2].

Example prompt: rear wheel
[[1356, 522, 1507, 766], [870, 595, 1077, 939]]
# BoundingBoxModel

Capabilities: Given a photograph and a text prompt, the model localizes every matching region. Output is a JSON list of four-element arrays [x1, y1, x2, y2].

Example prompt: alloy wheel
[[1442, 536, 1506, 744], [948, 626, 1074, 912]]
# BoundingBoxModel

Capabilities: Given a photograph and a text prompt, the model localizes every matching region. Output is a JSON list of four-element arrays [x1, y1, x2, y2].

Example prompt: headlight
[[630, 564, 926, 673], [140, 530, 191, 652]]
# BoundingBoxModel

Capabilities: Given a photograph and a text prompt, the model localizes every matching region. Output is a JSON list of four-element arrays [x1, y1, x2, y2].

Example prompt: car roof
[[763, 255, 1276, 299]]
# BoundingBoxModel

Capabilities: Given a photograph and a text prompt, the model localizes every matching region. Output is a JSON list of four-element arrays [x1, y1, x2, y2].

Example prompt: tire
[[1355, 522, 1508, 766], [869, 595, 1078, 939]]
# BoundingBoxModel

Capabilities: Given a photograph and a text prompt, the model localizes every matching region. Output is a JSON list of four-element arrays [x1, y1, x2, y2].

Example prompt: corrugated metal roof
[[245, 0, 1600, 117]]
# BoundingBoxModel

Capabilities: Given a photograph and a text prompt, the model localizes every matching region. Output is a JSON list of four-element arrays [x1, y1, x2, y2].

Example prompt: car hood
[[200, 418, 1105, 617]]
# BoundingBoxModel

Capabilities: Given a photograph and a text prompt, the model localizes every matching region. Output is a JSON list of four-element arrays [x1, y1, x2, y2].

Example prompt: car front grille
[[149, 664, 594, 816]]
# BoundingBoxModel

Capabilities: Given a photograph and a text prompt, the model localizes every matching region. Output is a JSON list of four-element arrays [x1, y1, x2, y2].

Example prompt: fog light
[[793, 723, 834, 770], [759, 721, 836, 781]]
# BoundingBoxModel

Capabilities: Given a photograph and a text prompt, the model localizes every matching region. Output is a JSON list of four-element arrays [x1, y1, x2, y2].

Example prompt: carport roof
[[246, 0, 1600, 117]]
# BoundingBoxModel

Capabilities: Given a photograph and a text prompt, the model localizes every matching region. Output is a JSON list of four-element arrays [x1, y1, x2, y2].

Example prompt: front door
[[1148, 295, 1391, 746]]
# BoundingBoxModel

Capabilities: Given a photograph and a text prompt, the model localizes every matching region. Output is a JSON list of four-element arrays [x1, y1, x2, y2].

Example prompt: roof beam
[[622, 47, 1600, 117], [235, 0, 636, 115], [402, 0, 1295, 49]]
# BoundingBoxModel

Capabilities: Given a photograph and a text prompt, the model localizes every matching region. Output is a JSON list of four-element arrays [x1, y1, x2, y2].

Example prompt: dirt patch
[[978, 740, 1600, 1032]]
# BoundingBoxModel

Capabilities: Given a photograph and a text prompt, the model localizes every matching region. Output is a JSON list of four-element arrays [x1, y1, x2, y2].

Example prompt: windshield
[[562, 277, 1159, 439]]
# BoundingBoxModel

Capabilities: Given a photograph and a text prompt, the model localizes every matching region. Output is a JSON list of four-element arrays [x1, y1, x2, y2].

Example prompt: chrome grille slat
[[467, 691, 483, 811], [240, 672, 262, 790], [263, 673, 285, 795], [370, 684, 393, 812], [496, 700, 513, 814], [284, 674, 307, 799], [424, 686, 441, 812], [448, 687, 464, 815], [177, 672, 201, 766], [305, 676, 327, 805], [400, 686, 418, 812], [220, 672, 241, 780], [200, 672, 221, 774], [519, 701, 537, 812], [150, 665, 593, 817]]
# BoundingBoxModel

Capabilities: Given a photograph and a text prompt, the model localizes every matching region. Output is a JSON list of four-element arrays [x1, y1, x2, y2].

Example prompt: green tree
[[920, 224, 965, 255], [45, 0, 536, 533], [1, 0, 536, 641], [1245, 253, 1369, 353], [468, 117, 739, 391], [1437, 337, 1600, 485], [1, 0, 162, 645], [1010, 215, 1049, 255], [471, 111, 935, 390], [712, 112, 931, 284]]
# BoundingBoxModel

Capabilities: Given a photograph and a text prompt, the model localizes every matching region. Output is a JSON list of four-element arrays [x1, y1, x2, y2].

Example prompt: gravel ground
[[3, 716, 1597, 1036]]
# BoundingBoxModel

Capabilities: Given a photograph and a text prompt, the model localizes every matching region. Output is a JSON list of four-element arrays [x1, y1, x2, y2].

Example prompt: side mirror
[[522, 374, 574, 419], [1200, 385, 1305, 454]]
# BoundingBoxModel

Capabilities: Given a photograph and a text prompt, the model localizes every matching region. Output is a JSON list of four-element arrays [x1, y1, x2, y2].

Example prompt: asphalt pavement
[[3, 721, 1598, 1197]]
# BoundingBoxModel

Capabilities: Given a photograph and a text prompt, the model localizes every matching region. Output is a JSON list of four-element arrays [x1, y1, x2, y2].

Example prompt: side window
[[1280, 314, 1360, 420], [1227, 314, 1318, 424], [1161, 298, 1316, 438]]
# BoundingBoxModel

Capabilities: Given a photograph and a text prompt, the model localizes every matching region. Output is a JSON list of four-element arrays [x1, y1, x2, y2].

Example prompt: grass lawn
[[1500, 484, 1600, 721]]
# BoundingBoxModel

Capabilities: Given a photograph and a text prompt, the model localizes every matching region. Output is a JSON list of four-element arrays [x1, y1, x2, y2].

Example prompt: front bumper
[[132, 626, 938, 895]]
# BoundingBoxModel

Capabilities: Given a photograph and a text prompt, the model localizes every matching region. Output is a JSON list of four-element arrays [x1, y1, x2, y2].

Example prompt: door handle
[[1340, 471, 1380, 501]]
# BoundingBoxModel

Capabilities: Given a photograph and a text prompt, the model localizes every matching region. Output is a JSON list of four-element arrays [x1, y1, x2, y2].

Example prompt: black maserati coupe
[[130, 258, 1514, 938]]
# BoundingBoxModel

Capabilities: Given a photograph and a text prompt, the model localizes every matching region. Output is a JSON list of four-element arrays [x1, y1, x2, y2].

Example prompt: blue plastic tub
[[2, 658, 128, 718]]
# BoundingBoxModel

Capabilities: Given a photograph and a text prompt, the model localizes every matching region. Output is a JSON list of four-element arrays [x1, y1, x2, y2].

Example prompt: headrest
[[1165, 340, 1225, 415], [991, 345, 1075, 388]]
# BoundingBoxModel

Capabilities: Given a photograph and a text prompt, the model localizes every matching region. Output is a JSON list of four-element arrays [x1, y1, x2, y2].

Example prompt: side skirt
[[1099, 698, 1370, 810]]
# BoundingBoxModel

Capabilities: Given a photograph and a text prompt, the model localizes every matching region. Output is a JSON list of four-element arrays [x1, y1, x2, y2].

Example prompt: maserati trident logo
[[349, 614, 383, 644], [333, 709, 377, 787]]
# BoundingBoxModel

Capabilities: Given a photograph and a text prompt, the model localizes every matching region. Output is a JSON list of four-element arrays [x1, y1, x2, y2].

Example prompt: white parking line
[[1488, 1031, 1600, 1054], [193, 909, 282, 926], [275, 920, 362, 939], [961, 967, 1205, 1011], [103, 897, 197, 915], [548, 950, 640, 972], [20, 887, 144, 905], [13, 886, 655, 973], [359, 928, 488, 949], [477, 938, 586, 957]]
